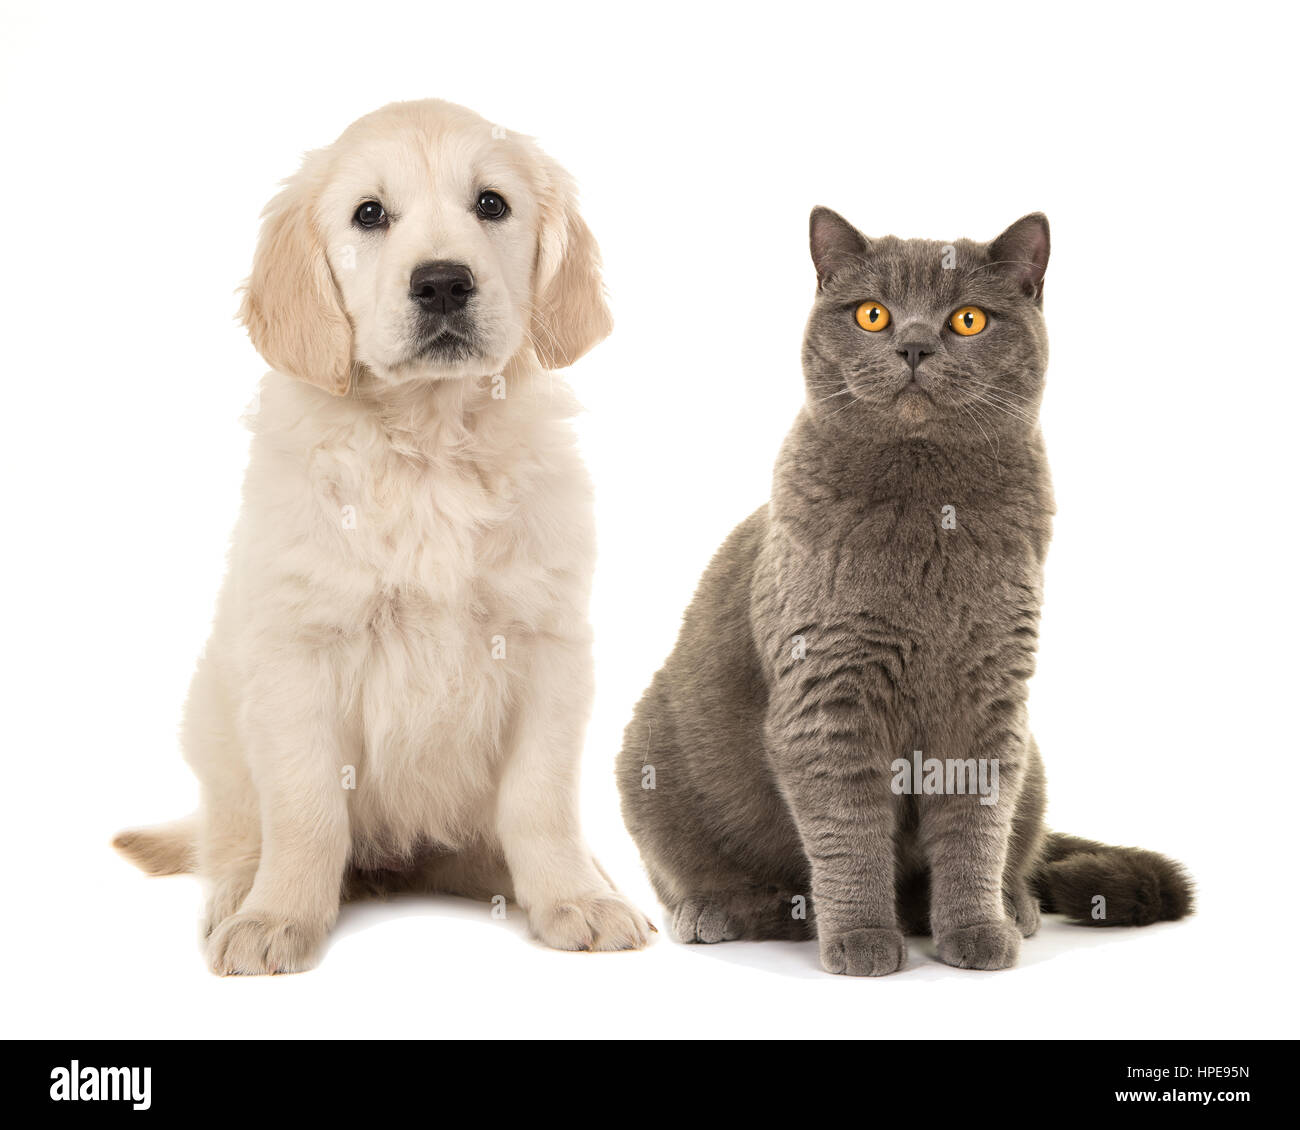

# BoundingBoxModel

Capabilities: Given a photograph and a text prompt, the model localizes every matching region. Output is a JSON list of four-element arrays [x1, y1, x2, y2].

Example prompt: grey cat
[[616, 209, 1192, 975]]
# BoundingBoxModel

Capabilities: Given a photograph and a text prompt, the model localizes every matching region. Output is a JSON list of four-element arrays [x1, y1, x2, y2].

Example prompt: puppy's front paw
[[818, 927, 908, 977], [206, 911, 324, 975], [202, 875, 256, 938], [936, 920, 1021, 970], [531, 892, 653, 952]]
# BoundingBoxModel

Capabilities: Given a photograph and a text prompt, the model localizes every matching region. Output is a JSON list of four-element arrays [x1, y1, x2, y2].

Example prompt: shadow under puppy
[[617, 208, 1192, 975], [115, 99, 652, 974]]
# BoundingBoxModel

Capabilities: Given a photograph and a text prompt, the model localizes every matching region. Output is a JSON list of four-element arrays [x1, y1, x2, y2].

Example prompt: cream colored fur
[[114, 99, 651, 974]]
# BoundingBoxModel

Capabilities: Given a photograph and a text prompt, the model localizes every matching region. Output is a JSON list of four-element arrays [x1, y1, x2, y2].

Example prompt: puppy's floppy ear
[[238, 160, 353, 395], [530, 159, 612, 370]]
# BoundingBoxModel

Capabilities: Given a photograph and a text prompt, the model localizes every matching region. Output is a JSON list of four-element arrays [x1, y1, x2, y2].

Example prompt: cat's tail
[[1031, 831, 1193, 926], [112, 815, 199, 876]]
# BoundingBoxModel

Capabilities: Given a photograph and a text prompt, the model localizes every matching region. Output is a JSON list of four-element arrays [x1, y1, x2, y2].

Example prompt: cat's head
[[802, 209, 1050, 439]]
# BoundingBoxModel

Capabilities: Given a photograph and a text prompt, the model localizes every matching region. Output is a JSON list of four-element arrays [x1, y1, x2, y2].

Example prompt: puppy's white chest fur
[[228, 373, 594, 857]]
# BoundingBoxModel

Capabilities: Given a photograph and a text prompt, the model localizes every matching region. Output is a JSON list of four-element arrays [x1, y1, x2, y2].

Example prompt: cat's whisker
[[977, 391, 1038, 423], [961, 381, 1038, 422], [967, 392, 1037, 427], [961, 377, 1036, 405], [958, 402, 992, 460], [970, 392, 1036, 416], [813, 387, 856, 406], [958, 399, 1003, 477], [823, 393, 863, 420], [971, 401, 1034, 427]]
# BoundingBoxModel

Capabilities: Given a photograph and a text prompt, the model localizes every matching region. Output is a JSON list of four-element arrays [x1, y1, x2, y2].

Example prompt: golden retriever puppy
[[114, 99, 651, 974]]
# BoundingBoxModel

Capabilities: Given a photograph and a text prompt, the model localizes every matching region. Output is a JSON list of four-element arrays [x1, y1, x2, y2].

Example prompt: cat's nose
[[898, 342, 934, 375]]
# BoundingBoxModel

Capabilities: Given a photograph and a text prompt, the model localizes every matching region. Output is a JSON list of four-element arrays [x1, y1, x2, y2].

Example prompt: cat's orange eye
[[855, 301, 891, 331], [949, 306, 987, 336]]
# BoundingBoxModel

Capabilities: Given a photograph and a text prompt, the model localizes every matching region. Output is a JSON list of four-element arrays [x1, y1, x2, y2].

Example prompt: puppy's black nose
[[409, 261, 475, 313], [898, 342, 933, 375]]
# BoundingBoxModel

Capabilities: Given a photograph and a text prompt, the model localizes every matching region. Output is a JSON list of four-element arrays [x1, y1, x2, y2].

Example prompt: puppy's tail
[[1032, 831, 1193, 927], [112, 815, 199, 876]]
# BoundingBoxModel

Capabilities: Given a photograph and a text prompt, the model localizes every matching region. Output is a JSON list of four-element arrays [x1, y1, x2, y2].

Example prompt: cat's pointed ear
[[989, 213, 1050, 304], [810, 207, 870, 289]]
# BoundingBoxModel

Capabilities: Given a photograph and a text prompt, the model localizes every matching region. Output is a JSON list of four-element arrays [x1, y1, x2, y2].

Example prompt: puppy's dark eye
[[354, 201, 388, 229], [476, 190, 508, 220]]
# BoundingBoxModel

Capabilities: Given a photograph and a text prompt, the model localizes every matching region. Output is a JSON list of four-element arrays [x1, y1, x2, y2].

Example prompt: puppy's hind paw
[[531, 892, 654, 953], [206, 911, 325, 976]]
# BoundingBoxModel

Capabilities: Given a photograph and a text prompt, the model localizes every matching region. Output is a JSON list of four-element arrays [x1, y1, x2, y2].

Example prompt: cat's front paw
[[671, 897, 735, 944], [818, 926, 907, 977], [530, 892, 654, 952], [936, 920, 1021, 970], [1005, 885, 1041, 938]]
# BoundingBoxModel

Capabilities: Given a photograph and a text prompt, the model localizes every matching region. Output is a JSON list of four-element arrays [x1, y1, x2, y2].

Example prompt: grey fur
[[616, 209, 1192, 976]]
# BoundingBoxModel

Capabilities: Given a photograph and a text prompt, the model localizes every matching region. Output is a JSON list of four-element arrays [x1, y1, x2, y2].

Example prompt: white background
[[1, 0, 1295, 1040]]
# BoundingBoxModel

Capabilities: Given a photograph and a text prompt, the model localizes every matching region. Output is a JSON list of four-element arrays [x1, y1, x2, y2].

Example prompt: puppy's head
[[239, 100, 611, 395]]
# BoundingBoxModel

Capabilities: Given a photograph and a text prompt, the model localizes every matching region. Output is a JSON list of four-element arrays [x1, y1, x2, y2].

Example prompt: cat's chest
[[761, 476, 1048, 667], [785, 483, 1041, 580], [756, 500, 1044, 705], [774, 435, 1052, 584]]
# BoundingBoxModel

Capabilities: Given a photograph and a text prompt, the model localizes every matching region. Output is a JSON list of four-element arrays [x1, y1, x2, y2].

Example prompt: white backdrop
[[1, 0, 1295, 1039]]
